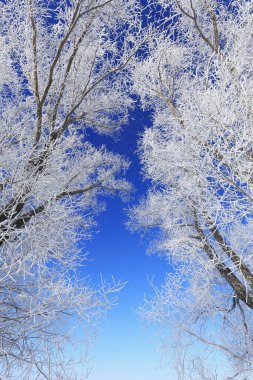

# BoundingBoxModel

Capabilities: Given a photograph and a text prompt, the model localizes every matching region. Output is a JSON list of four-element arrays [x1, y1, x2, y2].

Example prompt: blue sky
[[83, 109, 175, 380]]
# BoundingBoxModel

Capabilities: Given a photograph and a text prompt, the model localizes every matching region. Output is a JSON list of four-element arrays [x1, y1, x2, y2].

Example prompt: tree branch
[[28, 0, 42, 146], [194, 210, 253, 308], [206, 219, 253, 289]]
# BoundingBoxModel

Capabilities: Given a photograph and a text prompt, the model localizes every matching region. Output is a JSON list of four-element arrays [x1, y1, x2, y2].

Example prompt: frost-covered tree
[[0, 0, 141, 377], [130, 1, 253, 378]]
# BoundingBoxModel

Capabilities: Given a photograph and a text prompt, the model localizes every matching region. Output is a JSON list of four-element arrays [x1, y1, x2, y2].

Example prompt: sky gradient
[[84, 109, 175, 379]]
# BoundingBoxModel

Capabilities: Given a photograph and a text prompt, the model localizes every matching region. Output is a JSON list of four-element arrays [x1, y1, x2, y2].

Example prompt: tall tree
[[130, 1, 253, 378], [0, 0, 140, 377]]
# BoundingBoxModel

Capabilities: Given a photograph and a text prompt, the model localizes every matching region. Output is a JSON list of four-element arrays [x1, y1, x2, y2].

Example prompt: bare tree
[[130, 1, 253, 378], [0, 0, 141, 377]]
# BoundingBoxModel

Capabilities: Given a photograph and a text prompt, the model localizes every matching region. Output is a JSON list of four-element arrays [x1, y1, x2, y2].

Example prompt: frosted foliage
[[0, 0, 141, 378], [131, 1, 253, 378]]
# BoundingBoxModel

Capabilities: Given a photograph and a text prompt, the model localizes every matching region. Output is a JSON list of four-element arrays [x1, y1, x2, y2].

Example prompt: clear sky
[[83, 109, 175, 380]]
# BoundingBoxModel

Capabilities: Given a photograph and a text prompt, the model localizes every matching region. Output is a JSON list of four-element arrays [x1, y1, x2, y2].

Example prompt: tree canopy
[[130, 1, 253, 378], [0, 0, 142, 377], [1, 0, 253, 378]]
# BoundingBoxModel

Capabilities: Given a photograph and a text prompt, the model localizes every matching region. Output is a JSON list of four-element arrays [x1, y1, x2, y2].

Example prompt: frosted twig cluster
[[130, 1, 253, 378], [0, 0, 142, 378]]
